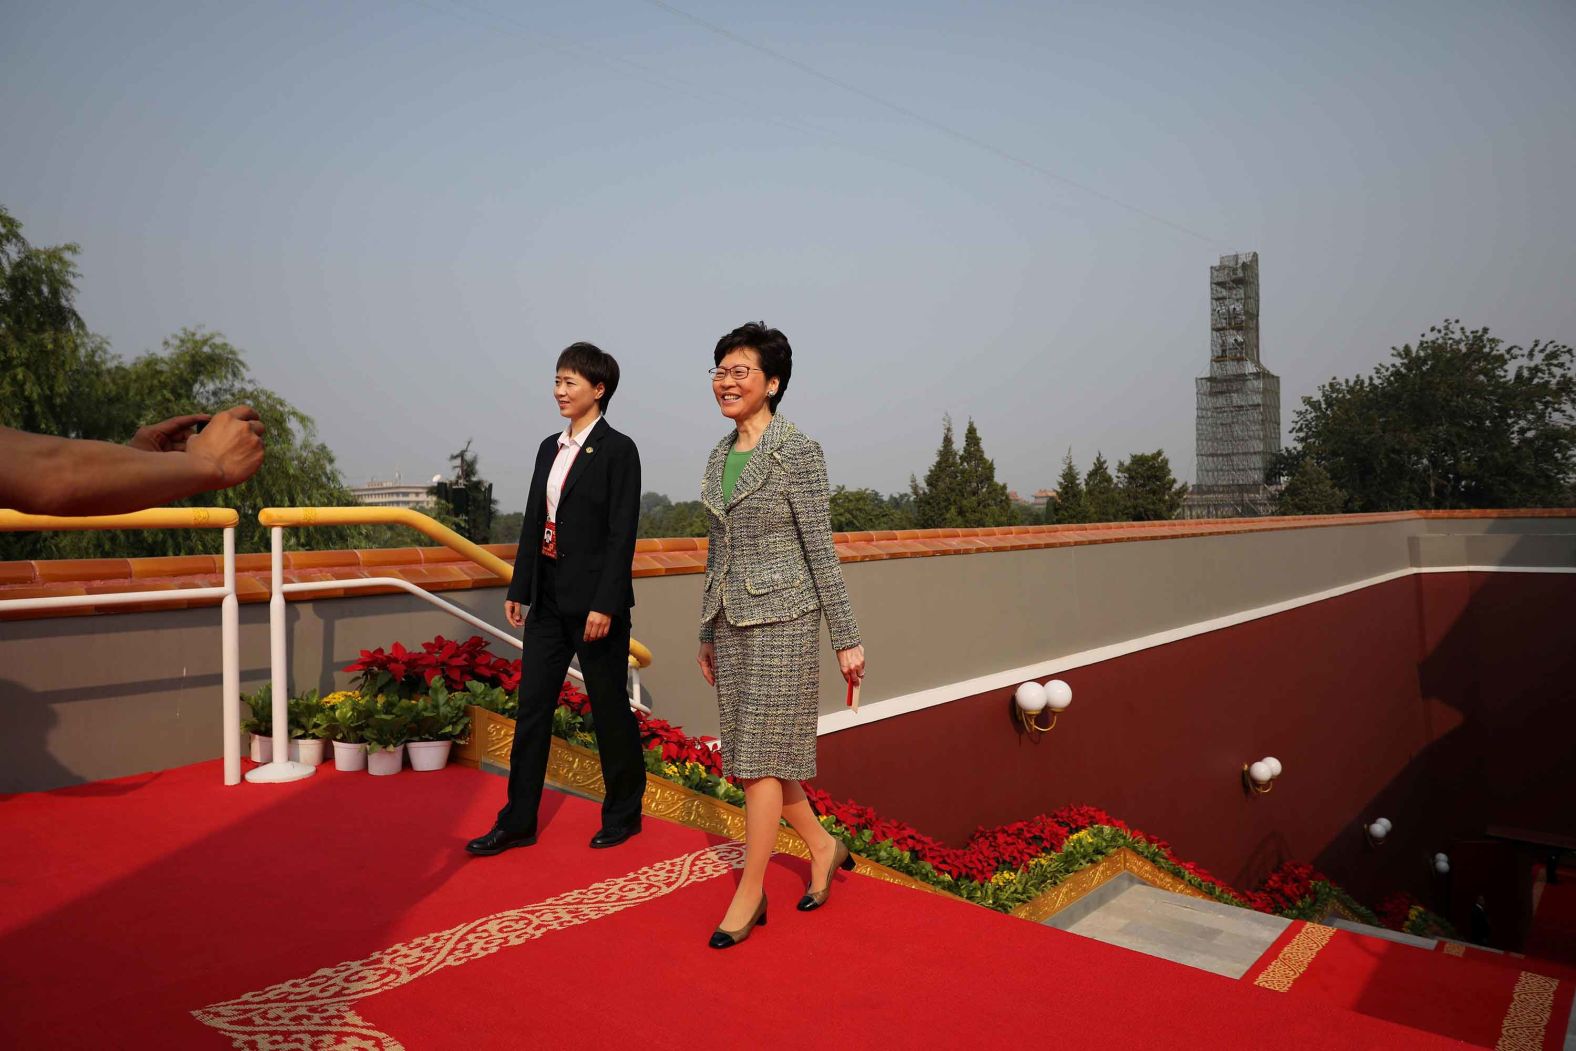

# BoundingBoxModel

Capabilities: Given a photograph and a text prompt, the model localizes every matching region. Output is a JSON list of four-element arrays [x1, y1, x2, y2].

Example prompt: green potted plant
[[363, 697, 417, 776], [286, 689, 329, 766], [407, 684, 472, 771], [242, 685, 274, 763], [321, 691, 372, 772]]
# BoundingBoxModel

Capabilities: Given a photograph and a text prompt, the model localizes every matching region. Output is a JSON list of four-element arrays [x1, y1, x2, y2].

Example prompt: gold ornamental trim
[[1495, 971, 1558, 1051], [1253, 922, 1336, 992], [1443, 941, 1466, 957], [193, 843, 745, 1049], [465, 706, 946, 899], [1010, 847, 1215, 924]]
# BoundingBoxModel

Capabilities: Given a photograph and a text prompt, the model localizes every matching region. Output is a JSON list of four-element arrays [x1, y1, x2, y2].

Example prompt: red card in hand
[[846, 679, 860, 712]]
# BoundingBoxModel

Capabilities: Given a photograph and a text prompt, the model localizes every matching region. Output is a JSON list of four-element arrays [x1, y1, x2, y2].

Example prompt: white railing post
[[245, 525, 315, 783], [221, 526, 241, 786]]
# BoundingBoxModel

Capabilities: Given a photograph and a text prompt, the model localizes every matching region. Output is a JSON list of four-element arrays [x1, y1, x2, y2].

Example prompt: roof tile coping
[[1, 509, 1570, 619]]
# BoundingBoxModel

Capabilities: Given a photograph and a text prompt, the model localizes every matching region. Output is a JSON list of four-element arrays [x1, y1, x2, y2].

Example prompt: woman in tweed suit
[[696, 321, 866, 948]]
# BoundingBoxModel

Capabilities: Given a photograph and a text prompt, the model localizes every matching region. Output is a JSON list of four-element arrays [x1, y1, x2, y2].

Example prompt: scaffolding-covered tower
[[1185, 252, 1281, 518]]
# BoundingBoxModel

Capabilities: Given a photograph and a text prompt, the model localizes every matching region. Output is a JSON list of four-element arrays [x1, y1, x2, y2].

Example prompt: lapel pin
[[584, 446, 595, 455]]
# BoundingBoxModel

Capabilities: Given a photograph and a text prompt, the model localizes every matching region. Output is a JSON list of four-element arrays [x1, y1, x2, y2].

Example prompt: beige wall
[[2, 515, 1570, 791]]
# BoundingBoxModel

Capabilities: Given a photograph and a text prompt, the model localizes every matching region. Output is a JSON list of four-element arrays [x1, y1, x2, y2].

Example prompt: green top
[[721, 449, 754, 503]]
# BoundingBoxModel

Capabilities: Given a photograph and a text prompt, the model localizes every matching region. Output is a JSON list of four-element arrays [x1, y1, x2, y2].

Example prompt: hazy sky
[[3, 0, 1572, 509]]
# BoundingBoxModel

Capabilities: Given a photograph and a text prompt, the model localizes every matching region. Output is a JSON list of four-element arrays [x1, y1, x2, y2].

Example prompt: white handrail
[[0, 516, 242, 786], [279, 577, 650, 713]]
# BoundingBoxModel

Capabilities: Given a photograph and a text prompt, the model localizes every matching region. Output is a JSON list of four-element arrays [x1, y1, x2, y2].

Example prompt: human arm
[[785, 438, 861, 653], [589, 433, 640, 622], [0, 406, 265, 516]]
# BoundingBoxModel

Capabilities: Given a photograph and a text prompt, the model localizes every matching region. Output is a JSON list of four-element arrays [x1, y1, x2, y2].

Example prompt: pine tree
[[1048, 450, 1087, 523], [1274, 458, 1348, 515], [1084, 452, 1123, 522], [956, 418, 1015, 526], [1117, 450, 1188, 521], [912, 415, 965, 528]]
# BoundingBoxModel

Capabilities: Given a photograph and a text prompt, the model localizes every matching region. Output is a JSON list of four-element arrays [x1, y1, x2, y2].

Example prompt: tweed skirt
[[711, 610, 822, 780]]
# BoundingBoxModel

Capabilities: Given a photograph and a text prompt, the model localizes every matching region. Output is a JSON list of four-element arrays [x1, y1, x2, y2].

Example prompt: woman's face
[[555, 369, 603, 422], [713, 348, 774, 421]]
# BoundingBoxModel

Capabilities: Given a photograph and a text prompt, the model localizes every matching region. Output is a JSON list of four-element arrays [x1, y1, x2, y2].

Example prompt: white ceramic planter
[[367, 744, 405, 776], [249, 734, 273, 764], [332, 740, 367, 772], [407, 740, 452, 772], [290, 738, 326, 766]]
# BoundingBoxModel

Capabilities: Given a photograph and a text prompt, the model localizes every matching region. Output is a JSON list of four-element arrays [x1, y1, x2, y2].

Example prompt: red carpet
[[1527, 867, 1576, 967], [3, 760, 1466, 1049], [1245, 921, 1574, 1049]]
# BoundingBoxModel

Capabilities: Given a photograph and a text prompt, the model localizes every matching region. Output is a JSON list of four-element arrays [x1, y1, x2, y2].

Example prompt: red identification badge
[[541, 521, 558, 559]]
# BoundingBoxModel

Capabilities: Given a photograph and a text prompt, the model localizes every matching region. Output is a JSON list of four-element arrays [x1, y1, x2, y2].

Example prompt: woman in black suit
[[466, 342, 646, 856]]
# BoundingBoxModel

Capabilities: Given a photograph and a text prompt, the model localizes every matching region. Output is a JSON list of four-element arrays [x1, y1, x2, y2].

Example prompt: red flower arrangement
[[346, 635, 521, 696]]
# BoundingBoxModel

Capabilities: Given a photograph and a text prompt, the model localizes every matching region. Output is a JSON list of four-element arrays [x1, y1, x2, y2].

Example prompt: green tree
[[1274, 457, 1347, 515], [1048, 450, 1087, 523], [637, 492, 707, 538], [911, 415, 965, 528], [1083, 452, 1123, 522], [2, 328, 379, 560], [955, 418, 1016, 526], [829, 486, 911, 531], [490, 510, 525, 544], [1283, 320, 1575, 510], [1117, 450, 1187, 521], [0, 205, 113, 438]]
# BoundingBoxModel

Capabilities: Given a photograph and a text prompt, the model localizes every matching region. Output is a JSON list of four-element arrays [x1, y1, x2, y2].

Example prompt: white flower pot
[[249, 734, 273, 763], [332, 740, 367, 772], [367, 744, 405, 776], [407, 740, 452, 772], [290, 738, 326, 767]]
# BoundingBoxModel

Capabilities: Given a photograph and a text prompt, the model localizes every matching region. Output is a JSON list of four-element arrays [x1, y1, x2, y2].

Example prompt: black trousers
[[495, 559, 646, 835]]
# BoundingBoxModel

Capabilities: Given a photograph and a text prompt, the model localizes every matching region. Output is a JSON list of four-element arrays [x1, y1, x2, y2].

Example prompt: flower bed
[[343, 633, 1455, 933]]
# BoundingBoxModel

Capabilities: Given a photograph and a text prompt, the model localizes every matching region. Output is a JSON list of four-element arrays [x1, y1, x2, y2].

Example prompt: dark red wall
[[816, 572, 1576, 916]]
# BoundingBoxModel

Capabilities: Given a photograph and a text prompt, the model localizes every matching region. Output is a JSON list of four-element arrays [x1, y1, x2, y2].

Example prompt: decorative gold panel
[[1011, 848, 1214, 924], [476, 707, 943, 898]]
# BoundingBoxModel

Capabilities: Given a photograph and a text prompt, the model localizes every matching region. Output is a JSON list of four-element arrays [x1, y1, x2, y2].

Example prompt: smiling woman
[[694, 320, 868, 948]]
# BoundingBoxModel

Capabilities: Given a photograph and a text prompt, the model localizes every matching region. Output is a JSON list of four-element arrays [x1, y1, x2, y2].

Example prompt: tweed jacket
[[698, 414, 860, 651]]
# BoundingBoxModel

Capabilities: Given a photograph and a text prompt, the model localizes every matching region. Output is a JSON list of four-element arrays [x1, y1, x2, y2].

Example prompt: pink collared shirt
[[545, 415, 599, 523]]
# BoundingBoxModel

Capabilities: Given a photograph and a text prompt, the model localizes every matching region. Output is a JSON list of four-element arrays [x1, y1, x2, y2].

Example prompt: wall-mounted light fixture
[[1014, 679, 1072, 734], [1365, 817, 1393, 847], [1242, 755, 1283, 794], [1432, 852, 1451, 876]]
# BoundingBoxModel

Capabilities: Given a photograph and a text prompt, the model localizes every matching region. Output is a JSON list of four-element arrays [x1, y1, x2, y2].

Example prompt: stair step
[[1326, 916, 1438, 950], [1046, 873, 1290, 978]]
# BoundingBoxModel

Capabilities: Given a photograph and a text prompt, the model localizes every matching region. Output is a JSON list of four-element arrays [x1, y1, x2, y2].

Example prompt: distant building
[[1185, 252, 1281, 519], [349, 476, 435, 510], [1030, 488, 1057, 510]]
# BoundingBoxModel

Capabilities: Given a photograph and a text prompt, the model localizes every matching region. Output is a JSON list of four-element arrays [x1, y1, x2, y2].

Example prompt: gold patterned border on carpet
[[462, 704, 948, 899], [1495, 971, 1558, 1051], [1252, 922, 1336, 992], [1010, 848, 1215, 924], [193, 843, 745, 1050]]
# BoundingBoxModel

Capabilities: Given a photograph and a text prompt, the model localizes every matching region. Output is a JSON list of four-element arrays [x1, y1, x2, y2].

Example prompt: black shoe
[[797, 840, 857, 911], [709, 894, 768, 949], [465, 827, 537, 856], [589, 822, 641, 849]]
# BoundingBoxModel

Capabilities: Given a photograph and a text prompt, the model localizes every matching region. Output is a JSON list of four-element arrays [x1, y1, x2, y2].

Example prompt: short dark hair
[[714, 321, 791, 412], [556, 341, 620, 413]]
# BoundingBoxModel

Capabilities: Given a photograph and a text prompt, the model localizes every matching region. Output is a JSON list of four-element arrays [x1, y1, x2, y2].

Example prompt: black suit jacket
[[507, 416, 640, 616]]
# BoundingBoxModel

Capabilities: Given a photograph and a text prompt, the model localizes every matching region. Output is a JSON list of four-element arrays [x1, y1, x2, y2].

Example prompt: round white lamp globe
[[1435, 859, 1451, 875], [1045, 680, 1073, 711], [1368, 822, 1388, 841], [1264, 756, 1283, 778], [1434, 852, 1448, 864], [1248, 761, 1273, 785], [1014, 681, 1048, 713], [1377, 818, 1393, 834]]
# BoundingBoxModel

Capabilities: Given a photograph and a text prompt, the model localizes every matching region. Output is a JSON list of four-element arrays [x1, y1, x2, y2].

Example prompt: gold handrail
[[257, 506, 652, 669], [0, 507, 239, 531]]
